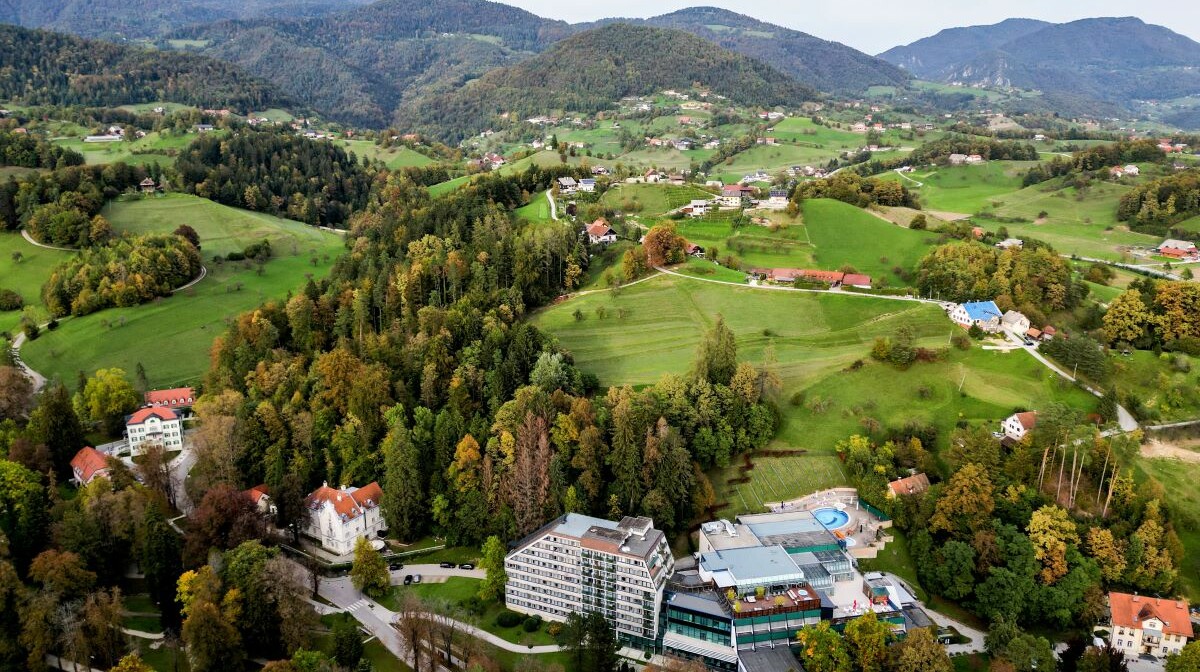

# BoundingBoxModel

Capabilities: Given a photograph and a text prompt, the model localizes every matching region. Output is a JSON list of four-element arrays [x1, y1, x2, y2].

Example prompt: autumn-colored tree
[[796, 621, 851, 672], [28, 549, 95, 600], [1026, 505, 1079, 584], [1102, 290, 1150, 344], [1085, 527, 1127, 583], [929, 463, 995, 540], [889, 627, 952, 672], [111, 653, 155, 672], [182, 599, 244, 672], [505, 412, 553, 537], [642, 223, 685, 267], [844, 610, 890, 672], [184, 484, 266, 565], [0, 366, 33, 421], [73, 368, 140, 435], [350, 537, 389, 598]]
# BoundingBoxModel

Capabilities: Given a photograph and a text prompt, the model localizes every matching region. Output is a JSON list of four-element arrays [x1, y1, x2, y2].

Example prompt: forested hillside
[[600, 7, 909, 94], [877, 18, 1050, 79], [0, 0, 368, 39], [0, 25, 285, 111], [396, 24, 815, 143]]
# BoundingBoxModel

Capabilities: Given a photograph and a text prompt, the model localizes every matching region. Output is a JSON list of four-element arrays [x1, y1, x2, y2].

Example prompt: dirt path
[[21, 229, 77, 251], [1141, 439, 1200, 463]]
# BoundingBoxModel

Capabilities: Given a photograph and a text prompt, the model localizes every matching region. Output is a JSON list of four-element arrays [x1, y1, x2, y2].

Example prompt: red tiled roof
[[244, 484, 270, 504], [1042, 326, 1057, 336], [144, 387, 195, 408], [70, 447, 109, 484], [127, 407, 178, 424], [799, 269, 844, 283], [842, 273, 872, 287], [1109, 592, 1193, 638], [888, 473, 930, 497], [306, 482, 383, 522], [1026, 327, 1042, 338], [587, 219, 614, 237], [1014, 411, 1038, 431]]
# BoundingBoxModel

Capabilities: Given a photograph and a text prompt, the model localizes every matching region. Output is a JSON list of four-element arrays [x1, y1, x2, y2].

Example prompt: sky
[[499, 0, 1200, 55]]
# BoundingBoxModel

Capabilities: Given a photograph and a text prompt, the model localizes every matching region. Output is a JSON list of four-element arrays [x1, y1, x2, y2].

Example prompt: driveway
[[881, 573, 985, 654], [389, 563, 486, 582]]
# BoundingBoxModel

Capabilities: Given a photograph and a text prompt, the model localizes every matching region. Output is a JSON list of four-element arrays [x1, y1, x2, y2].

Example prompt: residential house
[[70, 447, 111, 486], [720, 185, 754, 208], [950, 300, 1003, 332], [591, 166, 610, 176], [1001, 310, 1031, 337], [673, 139, 694, 151], [244, 485, 276, 515], [644, 170, 663, 183], [995, 238, 1024, 250], [484, 153, 506, 170], [557, 177, 578, 194], [686, 200, 711, 218], [1001, 411, 1038, 441], [144, 387, 195, 410], [1123, 164, 1140, 176], [667, 174, 686, 185], [841, 273, 873, 289], [302, 482, 386, 555], [768, 188, 789, 206], [685, 242, 705, 257], [948, 154, 969, 165], [1041, 325, 1057, 341], [506, 514, 674, 649], [965, 154, 985, 164], [578, 178, 596, 193], [586, 219, 618, 245], [125, 407, 184, 455], [139, 178, 157, 194], [1158, 239, 1198, 259], [194, 124, 214, 133], [886, 473, 930, 498], [1110, 166, 1127, 179], [1026, 327, 1043, 340], [1107, 592, 1192, 659]]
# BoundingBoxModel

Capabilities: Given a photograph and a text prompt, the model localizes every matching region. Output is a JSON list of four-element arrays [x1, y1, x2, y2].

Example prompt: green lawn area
[[670, 257, 749, 283], [770, 117, 864, 146], [1106, 350, 1200, 423], [514, 191, 555, 225], [52, 130, 206, 167], [379, 577, 557, 648], [21, 196, 344, 388], [858, 527, 926, 601], [600, 183, 713, 217], [675, 216, 814, 270], [117, 102, 196, 115], [880, 161, 1035, 214], [803, 198, 935, 283], [428, 175, 472, 198], [337, 140, 433, 170], [718, 143, 847, 181], [536, 272, 1097, 516], [122, 613, 163, 633], [0, 231, 72, 334]]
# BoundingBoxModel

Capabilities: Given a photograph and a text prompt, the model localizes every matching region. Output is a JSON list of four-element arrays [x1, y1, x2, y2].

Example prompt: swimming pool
[[813, 507, 850, 530]]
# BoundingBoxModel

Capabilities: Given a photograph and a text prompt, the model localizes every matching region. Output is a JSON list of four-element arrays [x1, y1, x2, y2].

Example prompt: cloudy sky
[[500, 0, 1200, 54]]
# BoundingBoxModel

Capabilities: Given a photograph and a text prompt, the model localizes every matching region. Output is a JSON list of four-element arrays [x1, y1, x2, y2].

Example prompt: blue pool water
[[813, 508, 850, 530]]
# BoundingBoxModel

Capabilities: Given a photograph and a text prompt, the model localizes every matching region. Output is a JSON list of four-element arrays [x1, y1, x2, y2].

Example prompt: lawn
[[52, 130, 205, 167], [514, 191, 555, 225], [671, 257, 749, 283], [879, 161, 1035, 214], [600, 183, 713, 217], [337, 140, 433, 170], [802, 198, 935, 282], [21, 197, 344, 387], [428, 175, 472, 198], [379, 577, 558, 647], [857, 527, 926, 601], [0, 231, 72, 334], [1106, 350, 1200, 423], [675, 216, 814, 270]]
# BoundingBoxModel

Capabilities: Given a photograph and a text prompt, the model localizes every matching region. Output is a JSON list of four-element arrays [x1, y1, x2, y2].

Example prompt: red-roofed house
[[143, 387, 195, 410], [70, 447, 111, 486], [886, 473, 930, 498], [586, 219, 617, 245], [841, 273, 872, 289], [302, 482, 387, 554], [126, 407, 183, 454], [244, 485, 275, 515], [1001, 411, 1038, 441], [1107, 592, 1192, 658]]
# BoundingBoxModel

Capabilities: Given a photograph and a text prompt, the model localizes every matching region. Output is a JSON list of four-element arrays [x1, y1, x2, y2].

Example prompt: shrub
[[0, 289, 23, 311], [547, 622, 563, 637], [22, 322, 39, 340], [496, 611, 523, 628], [522, 615, 542, 632], [46, 318, 59, 331]]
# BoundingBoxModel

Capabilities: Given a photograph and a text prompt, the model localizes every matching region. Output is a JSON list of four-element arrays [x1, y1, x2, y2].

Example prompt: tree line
[[1117, 169, 1200, 234], [0, 128, 83, 170]]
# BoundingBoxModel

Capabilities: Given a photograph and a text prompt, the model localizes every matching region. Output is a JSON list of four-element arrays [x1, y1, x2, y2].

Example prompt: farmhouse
[[886, 473, 930, 498], [721, 185, 754, 208], [244, 484, 275, 515], [70, 447, 111, 486], [139, 178, 157, 194], [948, 153, 968, 165], [685, 200, 711, 217], [950, 301, 1002, 332], [586, 219, 618, 245], [556, 177, 578, 194], [995, 238, 1024, 250], [1107, 592, 1192, 659], [1000, 310, 1031, 337], [1001, 411, 1038, 441], [302, 482, 386, 555], [1158, 239, 1198, 259], [144, 387, 195, 410], [125, 407, 184, 455], [578, 178, 596, 193], [484, 153, 506, 169]]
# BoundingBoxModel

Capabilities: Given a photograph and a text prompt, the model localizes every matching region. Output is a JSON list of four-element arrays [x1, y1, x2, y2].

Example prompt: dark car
[[439, 561, 455, 568], [458, 563, 475, 570], [388, 560, 404, 571], [403, 574, 413, 585]]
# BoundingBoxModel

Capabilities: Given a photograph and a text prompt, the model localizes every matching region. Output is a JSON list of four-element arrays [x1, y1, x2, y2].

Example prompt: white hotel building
[[505, 514, 675, 649]]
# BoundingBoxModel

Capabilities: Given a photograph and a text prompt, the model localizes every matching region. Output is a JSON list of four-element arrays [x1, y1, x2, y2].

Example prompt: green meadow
[[21, 196, 344, 387], [337, 139, 433, 170], [52, 130, 209, 166], [803, 198, 935, 282], [600, 183, 713, 216], [675, 217, 814, 270], [881, 161, 1035, 214], [0, 232, 72, 334]]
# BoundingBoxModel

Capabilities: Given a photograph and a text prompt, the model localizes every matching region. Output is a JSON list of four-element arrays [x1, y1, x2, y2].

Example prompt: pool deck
[[766, 487, 893, 559]]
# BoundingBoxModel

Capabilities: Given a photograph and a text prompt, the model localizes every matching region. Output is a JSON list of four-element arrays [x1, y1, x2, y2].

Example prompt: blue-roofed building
[[950, 300, 1003, 332]]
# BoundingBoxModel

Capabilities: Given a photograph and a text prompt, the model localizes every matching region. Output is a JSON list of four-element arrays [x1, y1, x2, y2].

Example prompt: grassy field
[[535, 272, 1097, 517], [52, 130, 204, 166], [0, 231, 72, 334], [881, 162, 1036, 214], [337, 140, 433, 170], [676, 217, 815, 270], [514, 191, 555, 224], [21, 196, 344, 387], [803, 198, 935, 282], [380, 577, 558, 648], [1106, 350, 1200, 423], [428, 175, 472, 197], [601, 183, 713, 217]]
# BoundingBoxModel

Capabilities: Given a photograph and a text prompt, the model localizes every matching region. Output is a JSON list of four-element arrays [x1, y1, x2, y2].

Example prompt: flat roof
[[739, 510, 840, 551], [667, 591, 729, 620], [738, 647, 805, 672], [699, 546, 804, 588]]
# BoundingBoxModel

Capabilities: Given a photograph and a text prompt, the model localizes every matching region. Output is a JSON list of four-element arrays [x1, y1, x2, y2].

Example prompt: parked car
[[439, 562, 455, 568], [388, 560, 404, 571], [403, 574, 413, 585], [412, 574, 422, 584], [458, 563, 475, 570]]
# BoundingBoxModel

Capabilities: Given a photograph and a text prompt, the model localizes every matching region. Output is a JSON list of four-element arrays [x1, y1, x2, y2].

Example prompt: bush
[[0, 289, 23, 311], [225, 251, 246, 262], [496, 611, 523, 628], [22, 322, 39, 341], [547, 622, 563, 638], [522, 615, 542, 632], [46, 318, 59, 331]]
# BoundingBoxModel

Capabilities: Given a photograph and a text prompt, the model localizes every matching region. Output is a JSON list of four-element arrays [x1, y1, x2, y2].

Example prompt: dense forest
[[794, 172, 919, 209], [175, 131, 377, 228], [1117, 170, 1200, 233], [1103, 278, 1200, 351], [42, 234, 204, 316], [1, 162, 159, 240], [0, 129, 84, 170], [395, 24, 815, 143], [0, 24, 285, 111]]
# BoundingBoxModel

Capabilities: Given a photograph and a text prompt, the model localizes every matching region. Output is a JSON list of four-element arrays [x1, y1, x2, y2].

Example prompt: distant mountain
[[0, 0, 369, 40], [879, 17, 1200, 118], [0, 24, 285, 111], [170, 0, 572, 127], [877, 18, 1049, 80], [585, 7, 908, 94], [396, 23, 815, 143]]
